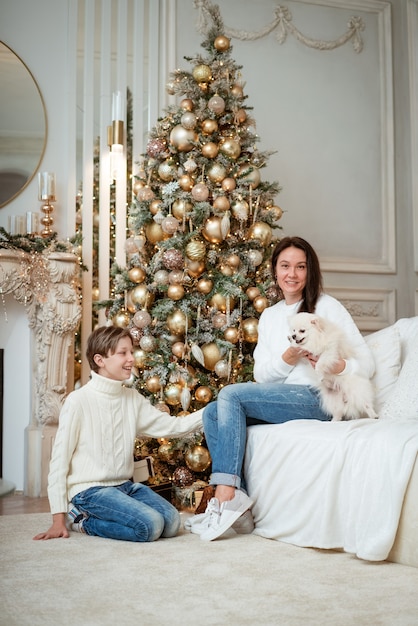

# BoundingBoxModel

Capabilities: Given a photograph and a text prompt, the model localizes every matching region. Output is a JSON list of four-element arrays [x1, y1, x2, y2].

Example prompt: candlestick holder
[[38, 172, 56, 238]]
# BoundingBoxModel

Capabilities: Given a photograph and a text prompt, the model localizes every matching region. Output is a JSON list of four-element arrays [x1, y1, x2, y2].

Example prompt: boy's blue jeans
[[71, 481, 180, 542], [203, 382, 332, 490]]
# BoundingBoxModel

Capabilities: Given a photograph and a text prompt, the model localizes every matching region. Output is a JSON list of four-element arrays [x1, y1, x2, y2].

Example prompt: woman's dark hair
[[270, 236, 323, 313], [86, 325, 133, 372]]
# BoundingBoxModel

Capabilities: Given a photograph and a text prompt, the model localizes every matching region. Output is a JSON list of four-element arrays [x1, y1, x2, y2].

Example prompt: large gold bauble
[[197, 277, 213, 294], [201, 142, 219, 159], [158, 442, 174, 462], [186, 239, 206, 261], [202, 216, 224, 243], [178, 174, 194, 191], [186, 259, 206, 278], [172, 199, 192, 220], [113, 310, 130, 328], [221, 177, 236, 192], [181, 111, 197, 130], [246, 286, 261, 301], [242, 317, 259, 343], [238, 165, 261, 189], [167, 309, 191, 335], [207, 162, 226, 183], [194, 386, 213, 404], [145, 221, 165, 244], [224, 326, 239, 343], [214, 35, 230, 51], [247, 221, 272, 246], [131, 284, 151, 306], [253, 295, 269, 313], [133, 348, 147, 368], [164, 383, 182, 406], [213, 195, 230, 211], [220, 138, 241, 159], [269, 205, 283, 221], [192, 64, 212, 83], [158, 160, 176, 181], [180, 98, 193, 111], [128, 266, 146, 283], [185, 445, 211, 472], [201, 342, 222, 371], [201, 118, 218, 135], [167, 284, 185, 301], [146, 376, 161, 393], [171, 341, 186, 358], [169, 125, 197, 152], [209, 292, 235, 313]]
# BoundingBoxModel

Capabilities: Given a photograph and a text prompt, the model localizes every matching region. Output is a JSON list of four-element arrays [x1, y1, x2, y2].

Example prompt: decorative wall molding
[[327, 286, 396, 331], [408, 0, 418, 274], [194, 0, 365, 52]]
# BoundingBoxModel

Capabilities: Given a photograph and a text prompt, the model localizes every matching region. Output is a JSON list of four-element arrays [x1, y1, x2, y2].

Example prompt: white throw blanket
[[244, 419, 418, 561]]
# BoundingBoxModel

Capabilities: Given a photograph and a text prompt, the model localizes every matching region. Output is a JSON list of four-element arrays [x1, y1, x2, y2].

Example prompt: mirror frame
[[0, 41, 48, 208]]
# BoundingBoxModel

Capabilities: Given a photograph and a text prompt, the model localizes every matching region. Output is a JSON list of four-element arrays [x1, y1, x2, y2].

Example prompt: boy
[[34, 325, 203, 542]]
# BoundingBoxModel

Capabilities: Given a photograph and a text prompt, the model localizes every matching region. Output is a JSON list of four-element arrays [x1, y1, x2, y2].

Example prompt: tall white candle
[[112, 91, 123, 121], [38, 172, 56, 201]]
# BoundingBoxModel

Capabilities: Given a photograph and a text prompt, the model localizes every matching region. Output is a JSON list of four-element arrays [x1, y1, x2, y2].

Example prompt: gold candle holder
[[38, 172, 56, 238]]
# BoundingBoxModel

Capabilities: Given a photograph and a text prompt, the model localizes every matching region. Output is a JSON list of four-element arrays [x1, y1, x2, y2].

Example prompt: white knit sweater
[[47, 371, 203, 514]]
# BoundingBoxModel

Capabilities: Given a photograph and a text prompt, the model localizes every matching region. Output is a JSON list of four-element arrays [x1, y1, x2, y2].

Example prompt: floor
[[0, 492, 50, 515]]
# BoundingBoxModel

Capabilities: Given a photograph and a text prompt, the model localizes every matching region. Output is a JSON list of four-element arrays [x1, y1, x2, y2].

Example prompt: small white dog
[[288, 312, 377, 421]]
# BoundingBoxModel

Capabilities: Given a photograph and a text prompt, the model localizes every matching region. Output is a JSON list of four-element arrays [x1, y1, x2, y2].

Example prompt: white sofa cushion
[[379, 330, 418, 421], [364, 325, 402, 413]]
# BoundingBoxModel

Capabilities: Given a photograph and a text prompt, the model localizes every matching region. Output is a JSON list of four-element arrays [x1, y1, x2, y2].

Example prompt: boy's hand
[[33, 513, 69, 540]]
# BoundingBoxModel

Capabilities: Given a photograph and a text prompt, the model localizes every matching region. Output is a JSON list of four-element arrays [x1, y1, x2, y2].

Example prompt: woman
[[190, 236, 375, 542]]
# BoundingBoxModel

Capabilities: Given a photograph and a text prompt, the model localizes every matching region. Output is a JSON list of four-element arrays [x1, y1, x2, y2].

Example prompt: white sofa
[[244, 317, 418, 566]]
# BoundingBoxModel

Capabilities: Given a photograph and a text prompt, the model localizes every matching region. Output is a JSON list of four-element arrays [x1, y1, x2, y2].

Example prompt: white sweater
[[253, 293, 375, 385], [47, 371, 203, 514]]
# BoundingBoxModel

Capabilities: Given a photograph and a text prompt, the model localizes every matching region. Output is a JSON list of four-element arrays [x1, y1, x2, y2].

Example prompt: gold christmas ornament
[[253, 295, 269, 313], [209, 292, 235, 312], [201, 142, 219, 159], [167, 309, 191, 335], [247, 249, 264, 267], [269, 205, 284, 221], [208, 95, 226, 114], [212, 312, 227, 328], [161, 215, 180, 235], [220, 264, 234, 276], [172, 199, 192, 220], [139, 335, 156, 352], [184, 158, 198, 173], [207, 162, 227, 183], [197, 277, 213, 294], [193, 64, 212, 83], [145, 221, 166, 244], [158, 442, 175, 461], [133, 348, 147, 368], [178, 174, 194, 191], [171, 341, 186, 358], [158, 160, 176, 181], [131, 284, 151, 307], [213, 195, 230, 211], [191, 182, 209, 202], [180, 98, 194, 111], [242, 317, 259, 343], [149, 199, 163, 215], [231, 199, 249, 221], [186, 238, 206, 261], [221, 177, 236, 192], [235, 108, 247, 124], [201, 118, 218, 135], [113, 310, 130, 328], [168, 270, 184, 284], [194, 386, 213, 404], [231, 83, 244, 98], [238, 165, 261, 189], [201, 342, 222, 371], [186, 259, 206, 278], [164, 383, 182, 406], [133, 310, 152, 328], [220, 138, 241, 159], [214, 35, 230, 51], [185, 445, 211, 472], [214, 359, 230, 378], [167, 284, 185, 301], [224, 326, 239, 343], [246, 286, 261, 301], [169, 125, 197, 152], [154, 269, 169, 285], [136, 186, 155, 202], [180, 111, 197, 129], [202, 216, 225, 243], [248, 221, 272, 246], [145, 376, 161, 393], [128, 266, 146, 284], [226, 253, 240, 268], [132, 180, 145, 195]]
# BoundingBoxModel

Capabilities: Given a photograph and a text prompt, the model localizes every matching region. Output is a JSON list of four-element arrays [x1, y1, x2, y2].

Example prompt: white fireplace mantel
[[0, 247, 81, 496]]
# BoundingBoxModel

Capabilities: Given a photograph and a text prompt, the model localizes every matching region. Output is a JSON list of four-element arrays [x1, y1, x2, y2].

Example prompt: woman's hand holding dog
[[282, 346, 311, 366]]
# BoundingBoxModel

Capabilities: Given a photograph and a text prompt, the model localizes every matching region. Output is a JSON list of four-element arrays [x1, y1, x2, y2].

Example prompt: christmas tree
[[101, 2, 283, 506]]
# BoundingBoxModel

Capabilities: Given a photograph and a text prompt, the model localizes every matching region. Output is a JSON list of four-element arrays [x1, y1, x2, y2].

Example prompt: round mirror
[[0, 41, 47, 207]]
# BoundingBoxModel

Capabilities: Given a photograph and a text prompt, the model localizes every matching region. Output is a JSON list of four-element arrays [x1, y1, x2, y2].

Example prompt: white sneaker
[[200, 490, 253, 541], [184, 508, 255, 536]]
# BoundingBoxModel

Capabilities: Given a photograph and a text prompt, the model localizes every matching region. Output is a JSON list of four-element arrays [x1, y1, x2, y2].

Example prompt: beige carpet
[[1, 513, 418, 626]]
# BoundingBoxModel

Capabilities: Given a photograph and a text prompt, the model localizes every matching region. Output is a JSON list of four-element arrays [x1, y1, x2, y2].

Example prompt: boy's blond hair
[[86, 326, 133, 372]]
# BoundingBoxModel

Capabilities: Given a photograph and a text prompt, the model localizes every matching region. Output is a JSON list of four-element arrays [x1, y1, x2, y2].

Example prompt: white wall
[[0, 0, 417, 489]]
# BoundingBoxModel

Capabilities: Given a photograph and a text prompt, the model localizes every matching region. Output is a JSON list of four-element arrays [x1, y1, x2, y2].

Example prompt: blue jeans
[[71, 481, 180, 542], [203, 382, 331, 490]]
